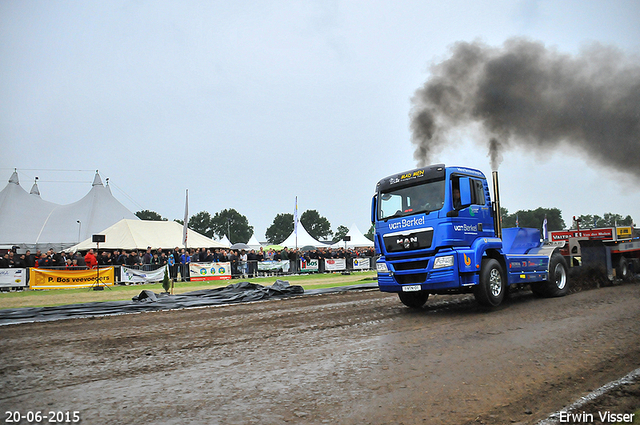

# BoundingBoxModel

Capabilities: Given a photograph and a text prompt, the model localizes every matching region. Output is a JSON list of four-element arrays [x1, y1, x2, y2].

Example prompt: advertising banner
[[299, 258, 318, 273], [189, 262, 232, 281], [324, 258, 346, 271], [257, 260, 290, 272], [550, 228, 614, 242], [0, 268, 28, 288], [29, 267, 115, 289], [352, 257, 371, 270], [121, 265, 168, 284]]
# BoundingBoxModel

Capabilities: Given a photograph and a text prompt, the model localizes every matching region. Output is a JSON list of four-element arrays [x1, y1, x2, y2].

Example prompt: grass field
[[0, 271, 377, 310]]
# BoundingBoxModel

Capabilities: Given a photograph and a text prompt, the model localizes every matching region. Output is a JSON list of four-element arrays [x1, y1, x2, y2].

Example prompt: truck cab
[[372, 164, 569, 308]]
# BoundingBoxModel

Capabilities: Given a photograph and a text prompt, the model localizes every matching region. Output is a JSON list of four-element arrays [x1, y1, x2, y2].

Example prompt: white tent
[[0, 171, 58, 248], [68, 219, 227, 251], [0, 171, 138, 251], [216, 235, 232, 248], [279, 222, 328, 248], [330, 223, 374, 249], [246, 234, 262, 250]]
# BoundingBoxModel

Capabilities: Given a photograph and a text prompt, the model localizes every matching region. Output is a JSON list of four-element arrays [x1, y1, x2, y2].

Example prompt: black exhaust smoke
[[410, 38, 640, 176]]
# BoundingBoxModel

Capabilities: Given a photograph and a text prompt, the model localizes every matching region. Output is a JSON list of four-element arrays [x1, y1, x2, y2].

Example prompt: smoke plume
[[411, 38, 640, 176]]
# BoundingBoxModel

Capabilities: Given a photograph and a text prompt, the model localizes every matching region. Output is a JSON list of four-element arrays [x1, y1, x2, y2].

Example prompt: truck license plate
[[402, 285, 421, 292]]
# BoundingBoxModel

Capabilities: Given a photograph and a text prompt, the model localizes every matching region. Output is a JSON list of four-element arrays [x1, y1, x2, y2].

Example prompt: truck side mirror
[[459, 177, 473, 208], [371, 194, 377, 224]]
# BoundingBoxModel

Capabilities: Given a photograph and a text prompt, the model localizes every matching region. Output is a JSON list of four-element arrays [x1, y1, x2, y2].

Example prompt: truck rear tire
[[532, 252, 569, 297], [474, 258, 505, 307], [616, 257, 631, 281], [398, 291, 429, 309]]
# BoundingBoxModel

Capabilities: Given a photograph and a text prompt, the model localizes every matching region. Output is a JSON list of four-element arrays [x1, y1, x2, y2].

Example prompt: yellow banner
[[617, 226, 633, 239], [29, 267, 115, 289]]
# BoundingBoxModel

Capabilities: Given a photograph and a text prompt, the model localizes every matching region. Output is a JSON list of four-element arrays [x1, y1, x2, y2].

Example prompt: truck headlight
[[433, 255, 454, 269], [376, 262, 389, 273]]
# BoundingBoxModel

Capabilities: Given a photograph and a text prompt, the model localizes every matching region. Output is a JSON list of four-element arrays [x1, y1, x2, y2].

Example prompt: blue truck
[[371, 164, 569, 308]]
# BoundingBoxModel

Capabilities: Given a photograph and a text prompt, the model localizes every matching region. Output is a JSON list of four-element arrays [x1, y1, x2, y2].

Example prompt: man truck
[[371, 164, 569, 308]]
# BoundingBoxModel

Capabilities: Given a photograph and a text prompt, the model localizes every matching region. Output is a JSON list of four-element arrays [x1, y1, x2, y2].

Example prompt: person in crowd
[[247, 249, 259, 277], [24, 250, 35, 268], [142, 247, 152, 271], [239, 250, 248, 275], [0, 253, 8, 268], [74, 252, 86, 268], [180, 249, 191, 281], [84, 249, 98, 269], [168, 252, 176, 280], [151, 252, 160, 268], [38, 252, 51, 268], [288, 248, 299, 274]]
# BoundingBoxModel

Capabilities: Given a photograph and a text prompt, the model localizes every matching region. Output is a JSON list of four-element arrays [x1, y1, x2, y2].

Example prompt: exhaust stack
[[492, 171, 503, 239]]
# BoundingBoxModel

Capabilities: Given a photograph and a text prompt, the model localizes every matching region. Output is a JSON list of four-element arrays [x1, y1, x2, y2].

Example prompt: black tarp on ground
[[0, 280, 379, 326]]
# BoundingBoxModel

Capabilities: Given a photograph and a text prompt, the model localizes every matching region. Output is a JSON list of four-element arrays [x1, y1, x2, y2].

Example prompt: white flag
[[182, 189, 189, 247], [542, 215, 548, 240]]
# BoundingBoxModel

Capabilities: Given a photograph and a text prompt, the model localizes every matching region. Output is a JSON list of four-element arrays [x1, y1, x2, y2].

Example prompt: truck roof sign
[[376, 164, 445, 192]]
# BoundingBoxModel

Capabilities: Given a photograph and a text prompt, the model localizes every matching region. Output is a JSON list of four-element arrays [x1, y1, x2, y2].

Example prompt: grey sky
[[1, 0, 639, 240]]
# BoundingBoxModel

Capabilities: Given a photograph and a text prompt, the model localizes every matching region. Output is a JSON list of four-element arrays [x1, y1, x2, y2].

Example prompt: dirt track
[[0, 282, 639, 425]]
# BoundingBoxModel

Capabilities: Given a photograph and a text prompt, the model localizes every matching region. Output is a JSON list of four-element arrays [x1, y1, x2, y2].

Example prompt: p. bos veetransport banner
[[29, 267, 115, 289], [189, 262, 232, 281]]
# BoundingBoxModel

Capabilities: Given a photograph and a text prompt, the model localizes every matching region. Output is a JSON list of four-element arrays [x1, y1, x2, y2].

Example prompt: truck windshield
[[378, 179, 445, 220]]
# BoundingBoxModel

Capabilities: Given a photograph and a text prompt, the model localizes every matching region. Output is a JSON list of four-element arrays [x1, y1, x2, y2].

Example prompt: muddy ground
[[0, 281, 639, 425]]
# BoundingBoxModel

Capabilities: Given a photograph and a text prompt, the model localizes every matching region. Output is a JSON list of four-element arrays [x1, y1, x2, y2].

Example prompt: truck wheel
[[616, 257, 630, 281], [474, 258, 505, 307], [398, 291, 429, 309], [534, 253, 569, 297]]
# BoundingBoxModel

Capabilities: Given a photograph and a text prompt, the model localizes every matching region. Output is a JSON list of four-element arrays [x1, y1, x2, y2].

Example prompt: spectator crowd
[[0, 245, 376, 281]]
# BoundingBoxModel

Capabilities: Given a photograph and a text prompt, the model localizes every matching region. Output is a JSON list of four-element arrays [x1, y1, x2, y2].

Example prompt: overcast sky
[[1, 0, 639, 241]]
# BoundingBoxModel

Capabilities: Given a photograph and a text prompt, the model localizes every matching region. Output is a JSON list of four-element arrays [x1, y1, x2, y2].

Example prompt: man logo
[[397, 236, 418, 249]]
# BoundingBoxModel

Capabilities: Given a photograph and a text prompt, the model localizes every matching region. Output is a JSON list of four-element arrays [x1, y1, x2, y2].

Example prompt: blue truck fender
[[456, 237, 503, 274]]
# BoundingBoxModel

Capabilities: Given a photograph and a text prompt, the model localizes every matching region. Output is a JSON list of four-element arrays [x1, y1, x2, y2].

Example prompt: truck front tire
[[398, 291, 429, 309], [474, 258, 505, 307], [532, 253, 569, 297]]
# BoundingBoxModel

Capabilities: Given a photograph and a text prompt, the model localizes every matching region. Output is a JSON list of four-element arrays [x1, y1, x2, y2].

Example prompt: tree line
[[500, 207, 634, 232], [137, 206, 634, 245], [135, 209, 361, 245]]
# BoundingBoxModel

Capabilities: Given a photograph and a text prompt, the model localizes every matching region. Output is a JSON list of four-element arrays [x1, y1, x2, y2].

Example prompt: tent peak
[[8, 169, 19, 184], [30, 177, 41, 196], [92, 171, 103, 186]]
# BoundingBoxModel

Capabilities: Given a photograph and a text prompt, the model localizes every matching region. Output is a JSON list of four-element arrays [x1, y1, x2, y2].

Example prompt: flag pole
[[294, 196, 298, 249], [182, 189, 189, 250]]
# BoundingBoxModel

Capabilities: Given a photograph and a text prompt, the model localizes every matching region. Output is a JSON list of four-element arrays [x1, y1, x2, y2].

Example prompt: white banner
[[352, 257, 371, 270], [0, 268, 28, 287], [300, 258, 318, 272], [257, 260, 290, 272], [121, 265, 168, 284], [324, 258, 346, 271]]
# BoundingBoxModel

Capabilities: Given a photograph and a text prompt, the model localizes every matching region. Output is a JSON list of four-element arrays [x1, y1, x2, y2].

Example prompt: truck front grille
[[396, 273, 427, 285], [393, 260, 428, 271], [384, 228, 433, 253]]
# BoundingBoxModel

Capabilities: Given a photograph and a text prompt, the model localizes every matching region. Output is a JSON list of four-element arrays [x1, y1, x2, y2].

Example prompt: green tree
[[333, 225, 349, 243], [573, 213, 634, 229], [188, 211, 213, 237], [136, 210, 167, 221], [502, 207, 564, 232], [265, 213, 294, 244], [300, 210, 332, 241], [210, 209, 253, 244], [365, 224, 375, 241]]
